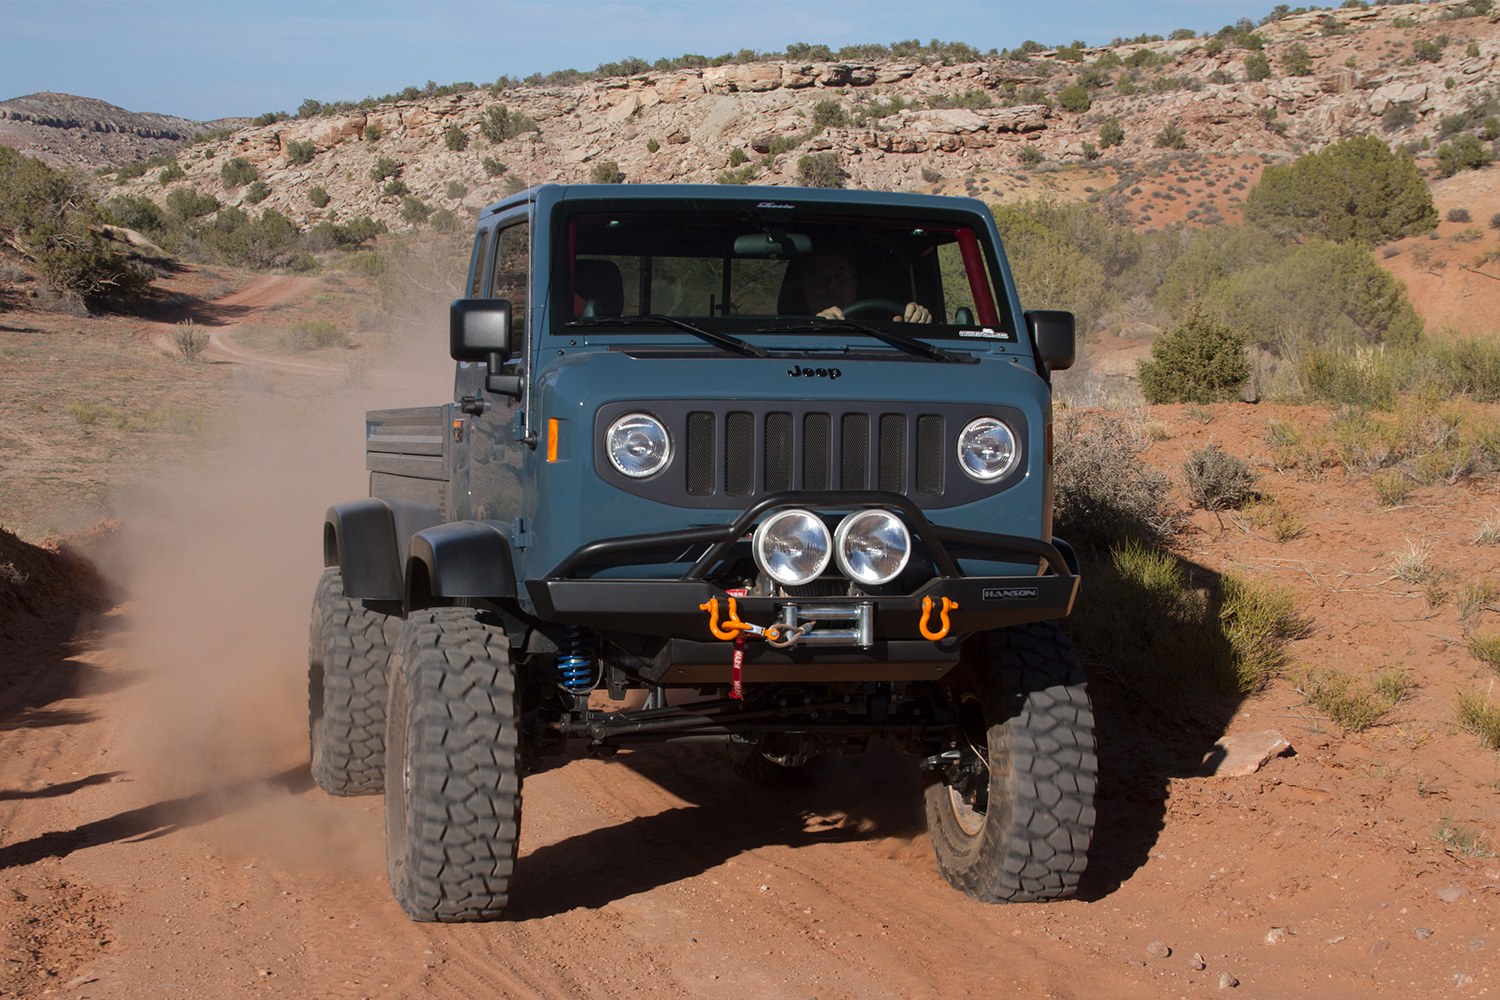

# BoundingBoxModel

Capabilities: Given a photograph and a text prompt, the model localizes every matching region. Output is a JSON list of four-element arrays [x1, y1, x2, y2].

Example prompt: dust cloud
[[102, 273, 457, 872]]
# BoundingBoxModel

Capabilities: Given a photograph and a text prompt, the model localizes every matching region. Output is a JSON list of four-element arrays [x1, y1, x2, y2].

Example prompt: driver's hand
[[897, 302, 932, 324], [817, 306, 846, 320]]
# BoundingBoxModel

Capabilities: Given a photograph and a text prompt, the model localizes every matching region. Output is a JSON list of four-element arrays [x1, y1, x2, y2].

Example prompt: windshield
[[558, 210, 1010, 339]]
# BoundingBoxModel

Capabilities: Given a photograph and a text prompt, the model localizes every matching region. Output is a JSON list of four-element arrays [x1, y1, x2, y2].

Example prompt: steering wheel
[[840, 298, 906, 320]]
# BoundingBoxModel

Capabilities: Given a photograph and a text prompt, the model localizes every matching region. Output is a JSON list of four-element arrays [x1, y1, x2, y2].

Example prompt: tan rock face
[[703, 64, 783, 93]]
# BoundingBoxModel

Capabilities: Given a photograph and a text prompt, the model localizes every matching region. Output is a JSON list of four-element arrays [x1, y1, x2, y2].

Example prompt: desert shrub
[[504, 175, 526, 195], [1449, 207, 1473, 223], [382, 178, 408, 198], [1053, 412, 1180, 548], [1099, 117, 1125, 148], [370, 157, 402, 182], [1183, 445, 1259, 510], [729, 146, 749, 167], [1204, 37, 1227, 57], [252, 111, 289, 127], [1486, 117, 1500, 141], [1281, 43, 1313, 76], [1382, 104, 1418, 132], [1244, 136, 1436, 243], [716, 165, 758, 185], [1244, 52, 1272, 81], [305, 215, 387, 252], [399, 196, 432, 224], [364, 123, 382, 142], [921, 166, 942, 183], [590, 160, 624, 184], [482, 156, 508, 178], [278, 319, 347, 352], [172, 319, 209, 359], [478, 104, 537, 143], [1082, 141, 1100, 161], [1457, 688, 1500, 749], [219, 157, 258, 188], [1413, 38, 1445, 63], [446, 180, 468, 199], [1301, 666, 1412, 732], [1436, 135, 1492, 178], [308, 185, 330, 208], [1058, 84, 1091, 114], [198, 206, 313, 271], [1017, 144, 1044, 165], [1154, 122, 1188, 149], [157, 162, 185, 185], [431, 207, 462, 233], [811, 98, 849, 127], [162, 187, 219, 220], [243, 180, 271, 205], [285, 139, 315, 165], [444, 124, 469, 151], [1125, 48, 1159, 69], [1137, 310, 1250, 404], [796, 152, 841, 188], [107, 194, 166, 233], [647, 138, 660, 153]]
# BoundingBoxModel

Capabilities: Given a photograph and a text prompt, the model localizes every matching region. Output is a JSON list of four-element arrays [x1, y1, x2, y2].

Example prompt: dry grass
[[1300, 665, 1413, 734], [1458, 580, 1496, 624], [1474, 514, 1500, 546], [1456, 687, 1500, 749], [171, 319, 209, 360], [1468, 632, 1500, 672], [1272, 503, 1303, 542], [1390, 540, 1431, 583], [1435, 812, 1495, 857], [1372, 471, 1415, 507]]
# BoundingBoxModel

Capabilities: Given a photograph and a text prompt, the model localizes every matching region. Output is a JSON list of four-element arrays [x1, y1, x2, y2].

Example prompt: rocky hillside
[[0, 92, 241, 171], [98, 0, 1500, 235]]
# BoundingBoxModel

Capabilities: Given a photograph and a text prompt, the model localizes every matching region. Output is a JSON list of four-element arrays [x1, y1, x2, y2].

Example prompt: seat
[[573, 258, 624, 318]]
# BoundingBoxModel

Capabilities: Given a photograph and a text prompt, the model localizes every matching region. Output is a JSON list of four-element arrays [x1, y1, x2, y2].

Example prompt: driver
[[802, 248, 932, 324]]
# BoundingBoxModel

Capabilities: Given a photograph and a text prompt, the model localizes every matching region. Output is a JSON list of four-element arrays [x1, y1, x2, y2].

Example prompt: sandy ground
[[5, 276, 1500, 1000]]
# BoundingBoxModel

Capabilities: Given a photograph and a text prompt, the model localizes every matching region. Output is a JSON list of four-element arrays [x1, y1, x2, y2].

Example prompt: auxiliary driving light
[[606, 412, 671, 478], [957, 416, 1018, 482], [834, 509, 912, 587], [752, 508, 832, 588]]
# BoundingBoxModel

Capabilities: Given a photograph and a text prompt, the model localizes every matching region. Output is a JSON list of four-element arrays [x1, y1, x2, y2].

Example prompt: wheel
[[385, 607, 521, 922], [924, 621, 1097, 903], [841, 298, 906, 320], [308, 566, 391, 796]]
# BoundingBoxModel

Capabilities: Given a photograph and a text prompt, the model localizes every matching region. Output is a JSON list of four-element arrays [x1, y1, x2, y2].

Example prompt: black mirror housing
[[1025, 310, 1075, 372], [450, 299, 512, 362]]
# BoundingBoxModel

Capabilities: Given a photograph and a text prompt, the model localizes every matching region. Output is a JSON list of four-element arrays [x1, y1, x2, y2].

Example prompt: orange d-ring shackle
[[919, 596, 958, 641]]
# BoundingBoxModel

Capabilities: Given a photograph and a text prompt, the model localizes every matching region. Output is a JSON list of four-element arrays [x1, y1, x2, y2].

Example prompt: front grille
[[597, 399, 1024, 510]]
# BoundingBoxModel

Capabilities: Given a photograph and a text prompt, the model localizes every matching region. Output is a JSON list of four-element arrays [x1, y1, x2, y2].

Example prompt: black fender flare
[[405, 520, 516, 612], [324, 498, 444, 601]]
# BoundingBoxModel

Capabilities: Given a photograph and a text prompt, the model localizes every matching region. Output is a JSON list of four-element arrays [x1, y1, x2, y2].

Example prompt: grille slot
[[841, 413, 869, 490], [686, 412, 715, 495], [803, 413, 830, 490], [725, 411, 755, 495], [916, 415, 943, 495], [764, 413, 793, 493], [878, 414, 906, 493]]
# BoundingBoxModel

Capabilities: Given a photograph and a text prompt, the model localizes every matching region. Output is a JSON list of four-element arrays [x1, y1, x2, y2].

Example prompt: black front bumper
[[524, 491, 1080, 647]]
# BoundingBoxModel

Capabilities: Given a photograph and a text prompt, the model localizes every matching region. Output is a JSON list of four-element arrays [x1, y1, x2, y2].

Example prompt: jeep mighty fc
[[311, 183, 1095, 921]]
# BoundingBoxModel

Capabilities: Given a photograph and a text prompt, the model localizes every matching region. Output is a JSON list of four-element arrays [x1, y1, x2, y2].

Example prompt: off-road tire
[[924, 621, 1097, 902], [309, 567, 391, 796], [385, 607, 521, 922]]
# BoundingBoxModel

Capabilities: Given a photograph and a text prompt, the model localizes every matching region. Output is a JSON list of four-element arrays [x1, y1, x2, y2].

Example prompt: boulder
[[847, 66, 878, 86], [656, 74, 705, 101], [606, 92, 640, 122], [818, 64, 852, 87], [783, 65, 818, 88], [703, 64, 783, 93]]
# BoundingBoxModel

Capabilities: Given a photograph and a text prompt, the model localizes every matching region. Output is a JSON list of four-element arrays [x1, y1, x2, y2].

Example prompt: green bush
[[1413, 38, 1444, 63], [382, 178, 408, 197], [308, 185, 331, 208], [431, 207, 462, 233], [1058, 84, 1091, 113], [1204, 37, 1226, 57], [1017, 144, 1044, 165], [399, 196, 432, 224], [305, 215, 386, 251], [285, 139, 315, 165], [728, 146, 749, 166], [482, 156, 508, 177], [478, 104, 537, 144], [647, 138, 660, 153], [1383, 104, 1418, 132], [1245, 51, 1272, 81], [1449, 207, 1473, 223], [364, 123, 382, 142], [198, 206, 314, 271], [243, 180, 271, 205], [219, 157, 259, 188], [1125, 48, 1159, 69], [590, 160, 624, 184], [1153, 122, 1188, 149], [921, 166, 942, 183], [1183, 445, 1259, 510], [444, 124, 469, 151], [157, 162, 185, 185], [1137, 310, 1250, 404], [1436, 135, 1493, 177], [165, 187, 219, 218], [446, 180, 467, 199], [1281, 43, 1313, 76], [1052, 413, 1180, 548], [107, 194, 166, 233], [1169, 27, 1197, 40], [252, 111, 289, 127], [812, 98, 849, 128], [1244, 136, 1436, 243], [796, 152, 842, 188], [369, 157, 402, 182], [1099, 117, 1125, 148], [278, 319, 347, 352]]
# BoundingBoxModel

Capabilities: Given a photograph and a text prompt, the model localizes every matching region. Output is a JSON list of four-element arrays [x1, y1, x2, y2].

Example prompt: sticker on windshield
[[958, 328, 1014, 341]]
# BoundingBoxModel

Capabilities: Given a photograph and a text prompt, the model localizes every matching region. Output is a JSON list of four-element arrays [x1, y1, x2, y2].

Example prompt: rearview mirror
[[1025, 310, 1075, 373], [450, 299, 512, 362], [733, 231, 812, 257]]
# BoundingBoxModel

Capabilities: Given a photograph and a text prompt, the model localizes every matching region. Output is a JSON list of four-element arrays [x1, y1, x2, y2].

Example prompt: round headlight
[[606, 413, 671, 478], [835, 509, 912, 587], [957, 416, 1018, 482], [752, 508, 832, 588]]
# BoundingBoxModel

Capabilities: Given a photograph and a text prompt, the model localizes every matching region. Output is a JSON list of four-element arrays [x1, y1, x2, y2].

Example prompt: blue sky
[[3, 0, 1277, 122]]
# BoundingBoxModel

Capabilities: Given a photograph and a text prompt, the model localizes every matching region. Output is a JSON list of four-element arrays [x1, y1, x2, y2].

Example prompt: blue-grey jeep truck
[[311, 183, 1096, 921]]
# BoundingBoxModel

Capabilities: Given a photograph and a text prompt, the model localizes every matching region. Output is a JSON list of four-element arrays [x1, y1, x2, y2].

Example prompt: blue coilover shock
[[556, 625, 594, 694]]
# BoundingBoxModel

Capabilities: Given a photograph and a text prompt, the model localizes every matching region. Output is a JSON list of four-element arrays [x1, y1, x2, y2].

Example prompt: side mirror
[[450, 299, 512, 362], [1025, 309, 1075, 372]]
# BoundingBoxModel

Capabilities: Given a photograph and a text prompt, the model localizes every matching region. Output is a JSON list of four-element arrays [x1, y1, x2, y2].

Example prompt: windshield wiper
[[753, 319, 965, 363], [567, 315, 767, 358]]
